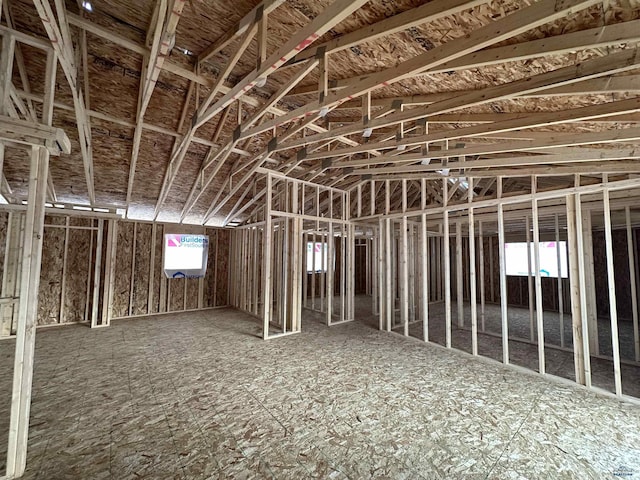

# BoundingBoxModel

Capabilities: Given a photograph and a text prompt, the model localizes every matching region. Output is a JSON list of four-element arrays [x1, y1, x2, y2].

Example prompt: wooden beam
[[5, 146, 48, 478], [179, 59, 319, 221], [349, 148, 640, 175], [279, 46, 640, 152], [166, 0, 371, 221], [291, 19, 640, 98], [329, 127, 640, 169], [287, 0, 489, 67], [32, 0, 95, 203], [603, 182, 622, 396], [127, 0, 187, 211], [198, 0, 285, 64], [242, 0, 602, 140], [196, 0, 370, 129], [333, 74, 640, 110], [0, 115, 70, 154]]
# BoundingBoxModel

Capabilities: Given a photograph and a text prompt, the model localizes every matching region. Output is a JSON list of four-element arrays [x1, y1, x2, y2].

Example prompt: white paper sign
[[163, 234, 209, 279]]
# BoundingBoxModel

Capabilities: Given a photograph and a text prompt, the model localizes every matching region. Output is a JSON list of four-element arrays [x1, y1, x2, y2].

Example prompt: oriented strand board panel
[[185, 279, 199, 310], [152, 224, 163, 314], [69, 217, 92, 227], [37, 224, 65, 325], [593, 229, 634, 320], [45, 215, 66, 226], [168, 278, 185, 312], [113, 222, 134, 318], [204, 228, 217, 308], [132, 223, 152, 316], [63, 228, 92, 323], [215, 229, 230, 307]]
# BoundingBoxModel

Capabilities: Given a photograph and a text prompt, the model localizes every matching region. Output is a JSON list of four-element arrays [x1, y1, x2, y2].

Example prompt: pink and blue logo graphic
[[166, 234, 181, 247]]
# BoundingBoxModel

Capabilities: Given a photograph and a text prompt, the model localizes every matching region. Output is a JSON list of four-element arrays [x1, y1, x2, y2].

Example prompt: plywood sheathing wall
[[215, 229, 230, 308], [38, 218, 65, 325], [132, 223, 152, 316], [110, 222, 230, 319], [65, 218, 93, 324], [0, 212, 231, 335], [112, 221, 134, 319]]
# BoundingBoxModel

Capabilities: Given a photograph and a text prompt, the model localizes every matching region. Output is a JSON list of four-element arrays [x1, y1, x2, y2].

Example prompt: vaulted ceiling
[[2, 0, 640, 225]]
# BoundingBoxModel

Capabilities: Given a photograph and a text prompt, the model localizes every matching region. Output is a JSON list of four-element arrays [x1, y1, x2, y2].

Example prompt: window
[[504, 241, 568, 278], [163, 234, 209, 279], [306, 241, 328, 273]]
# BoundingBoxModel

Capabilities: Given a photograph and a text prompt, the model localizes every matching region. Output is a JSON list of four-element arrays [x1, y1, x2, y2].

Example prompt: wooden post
[[340, 220, 346, 322], [129, 222, 137, 316], [327, 222, 334, 324], [456, 220, 463, 328], [469, 208, 478, 355], [478, 220, 486, 331], [555, 213, 564, 347], [101, 219, 117, 326], [290, 182, 300, 331], [148, 222, 157, 314], [489, 234, 495, 303], [90, 219, 104, 327], [6, 146, 48, 478], [635, 228, 640, 363], [84, 222, 94, 322], [252, 227, 259, 315], [372, 226, 379, 316], [421, 212, 429, 342], [58, 216, 70, 323], [282, 217, 290, 329], [574, 192, 592, 388], [566, 194, 586, 385], [262, 174, 273, 339], [378, 219, 385, 330], [603, 185, 622, 396], [320, 228, 325, 313], [582, 208, 599, 355], [1, 212, 21, 336], [443, 178, 451, 347], [525, 214, 534, 340], [401, 215, 409, 336], [497, 178, 509, 364], [302, 231, 308, 309], [385, 218, 392, 332], [198, 228, 204, 310], [311, 232, 316, 311], [408, 223, 415, 323], [532, 193, 545, 374], [625, 206, 640, 362], [349, 222, 355, 321], [497, 204, 509, 364]]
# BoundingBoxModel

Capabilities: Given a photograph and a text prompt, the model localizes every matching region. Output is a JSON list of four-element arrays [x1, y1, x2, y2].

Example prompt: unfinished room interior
[[3, 0, 640, 478]]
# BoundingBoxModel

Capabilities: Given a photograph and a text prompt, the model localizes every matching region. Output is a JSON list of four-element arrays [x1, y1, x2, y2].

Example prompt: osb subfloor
[[1, 302, 640, 479], [385, 300, 640, 398]]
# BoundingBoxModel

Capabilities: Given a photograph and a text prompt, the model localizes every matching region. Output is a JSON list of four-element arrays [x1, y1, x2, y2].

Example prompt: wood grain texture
[[215, 229, 230, 307], [63, 228, 91, 323], [132, 223, 152, 315], [112, 222, 134, 318], [37, 225, 64, 325]]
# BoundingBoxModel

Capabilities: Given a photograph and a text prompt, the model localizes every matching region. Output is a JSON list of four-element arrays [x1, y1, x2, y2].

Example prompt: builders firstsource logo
[[165, 234, 207, 248], [166, 234, 181, 247]]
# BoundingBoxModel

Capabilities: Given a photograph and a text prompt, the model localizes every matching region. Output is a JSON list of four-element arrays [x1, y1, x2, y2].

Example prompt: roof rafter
[[240, 0, 603, 140], [288, 18, 640, 98], [32, 0, 96, 203], [126, 0, 187, 213]]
